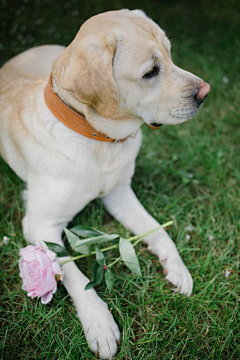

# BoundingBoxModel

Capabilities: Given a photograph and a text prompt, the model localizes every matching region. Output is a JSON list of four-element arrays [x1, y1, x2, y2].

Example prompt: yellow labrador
[[0, 9, 210, 359]]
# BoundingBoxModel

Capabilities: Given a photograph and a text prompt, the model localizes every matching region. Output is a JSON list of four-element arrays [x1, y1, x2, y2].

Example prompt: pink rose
[[19, 243, 63, 304]]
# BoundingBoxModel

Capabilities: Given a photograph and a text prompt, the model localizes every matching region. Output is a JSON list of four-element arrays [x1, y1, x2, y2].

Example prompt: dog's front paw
[[160, 255, 193, 296], [147, 231, 193, 296], [78, 294, 120, 359]]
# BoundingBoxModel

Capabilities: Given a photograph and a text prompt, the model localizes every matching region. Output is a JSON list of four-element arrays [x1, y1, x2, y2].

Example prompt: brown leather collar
[[44, 74, 125, 142]]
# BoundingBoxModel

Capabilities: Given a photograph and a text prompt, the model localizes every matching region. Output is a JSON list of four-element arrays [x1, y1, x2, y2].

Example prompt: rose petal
[[36, 240, 48, 251], [36, 249, 52, 268], [46, 249, 57, 262], [37, 267, 56, 297], [52, 281, 57, 295], [41, 291, 53, 304], [20, 246, 38, 262], [52, 261, 62, 275], [35, 253, 44, 274]]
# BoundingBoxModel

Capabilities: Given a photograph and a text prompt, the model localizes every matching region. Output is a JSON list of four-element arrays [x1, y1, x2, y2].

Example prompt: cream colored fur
[[0, 9, 209, 359]]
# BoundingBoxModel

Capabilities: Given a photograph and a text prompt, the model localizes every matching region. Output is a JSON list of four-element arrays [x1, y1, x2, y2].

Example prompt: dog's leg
[[102, 182, 193, 296], [22, 178, 120, 359]]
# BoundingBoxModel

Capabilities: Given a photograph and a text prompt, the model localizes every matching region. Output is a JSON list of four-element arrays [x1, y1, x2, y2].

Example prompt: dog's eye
[[143, 66, 160, 79]]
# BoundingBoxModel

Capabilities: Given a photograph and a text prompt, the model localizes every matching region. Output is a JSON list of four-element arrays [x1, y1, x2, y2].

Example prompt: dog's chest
[[69, 132, 142, 198], [94, 147, 133, 196]]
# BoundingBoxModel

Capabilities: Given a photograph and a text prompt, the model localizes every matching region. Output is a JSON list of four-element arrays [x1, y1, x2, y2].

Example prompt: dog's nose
[[194, 82, 211, 105], [197, 82, 210, 100]]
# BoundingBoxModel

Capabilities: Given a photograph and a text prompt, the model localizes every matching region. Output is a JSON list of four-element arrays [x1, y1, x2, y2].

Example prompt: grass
[[0, 0, 239, 359]]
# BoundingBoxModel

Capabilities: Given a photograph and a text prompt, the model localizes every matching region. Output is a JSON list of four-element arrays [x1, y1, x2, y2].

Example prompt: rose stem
[[60, 220, 173, 265]]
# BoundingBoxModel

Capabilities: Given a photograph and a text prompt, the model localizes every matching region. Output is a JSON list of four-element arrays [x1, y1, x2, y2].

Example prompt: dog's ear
[[54, 35, 118, 119]]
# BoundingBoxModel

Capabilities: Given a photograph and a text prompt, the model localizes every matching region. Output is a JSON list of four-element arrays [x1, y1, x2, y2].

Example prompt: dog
[[0, 9, 210, 359]]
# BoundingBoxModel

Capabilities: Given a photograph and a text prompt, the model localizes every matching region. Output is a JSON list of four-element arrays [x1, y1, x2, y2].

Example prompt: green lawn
[[0, 0, 239, 359]]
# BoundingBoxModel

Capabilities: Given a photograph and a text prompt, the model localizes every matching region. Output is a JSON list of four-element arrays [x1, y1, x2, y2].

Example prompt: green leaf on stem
[[95, 245, 106, 266], [71, 234, 120, 251], [64, 228, 90, 254], [85, 262, 104, 290], [70, 225, 102, 238], [105, 270, 115, 292], [119, 238, 142, 276], [44, 242, 69, 257]]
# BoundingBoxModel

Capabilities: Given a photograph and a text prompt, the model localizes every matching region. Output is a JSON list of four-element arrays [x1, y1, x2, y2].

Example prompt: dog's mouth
[[150, 122, 163, 128], [147, 122, 163, 129]]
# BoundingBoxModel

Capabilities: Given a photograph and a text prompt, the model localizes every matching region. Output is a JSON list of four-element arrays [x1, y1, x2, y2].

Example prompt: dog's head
[[53, 9, 210, 133]]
